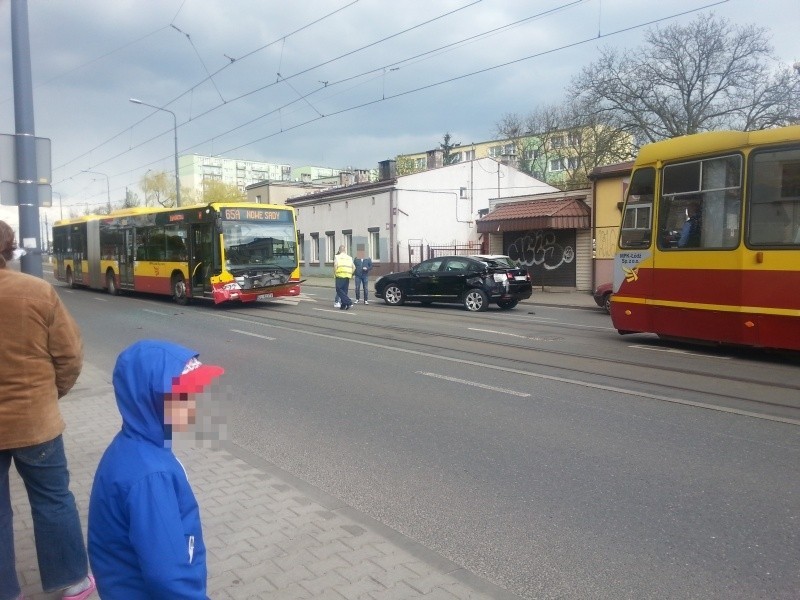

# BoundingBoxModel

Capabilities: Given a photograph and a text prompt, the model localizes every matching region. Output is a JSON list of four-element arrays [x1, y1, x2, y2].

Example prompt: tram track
[[216, 302, 800, 420]]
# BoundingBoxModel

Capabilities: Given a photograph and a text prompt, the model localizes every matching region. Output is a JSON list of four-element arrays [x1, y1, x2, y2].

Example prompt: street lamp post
[[81, 170, 111, 213], [129, 98, 181, 207]]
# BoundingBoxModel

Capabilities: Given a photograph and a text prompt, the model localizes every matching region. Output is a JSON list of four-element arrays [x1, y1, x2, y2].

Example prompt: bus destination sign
[[221, 208, 289, 222]]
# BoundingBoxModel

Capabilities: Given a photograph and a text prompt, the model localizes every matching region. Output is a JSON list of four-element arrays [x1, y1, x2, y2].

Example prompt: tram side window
[[620, 167, 654, 249], [748, 147, 800, 247], [658, 154, 741, 250]]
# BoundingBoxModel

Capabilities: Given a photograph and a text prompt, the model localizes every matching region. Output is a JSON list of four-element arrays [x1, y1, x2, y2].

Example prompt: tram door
[[190, 223, 214, 297], [119, 229, 135, 287]]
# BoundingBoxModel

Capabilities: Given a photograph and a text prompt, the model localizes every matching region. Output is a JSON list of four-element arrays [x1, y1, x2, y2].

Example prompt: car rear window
[[475, 256, 516, 268]]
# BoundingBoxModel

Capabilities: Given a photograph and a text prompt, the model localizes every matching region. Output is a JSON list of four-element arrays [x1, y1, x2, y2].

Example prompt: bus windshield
[[222, 221, 297, 274]]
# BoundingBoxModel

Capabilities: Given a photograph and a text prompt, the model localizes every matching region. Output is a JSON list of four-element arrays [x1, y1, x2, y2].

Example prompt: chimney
[[378, 159, 396, 181]]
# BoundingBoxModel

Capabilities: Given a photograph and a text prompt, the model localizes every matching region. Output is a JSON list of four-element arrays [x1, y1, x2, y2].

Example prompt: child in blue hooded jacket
[[88, 340, 223, 599]]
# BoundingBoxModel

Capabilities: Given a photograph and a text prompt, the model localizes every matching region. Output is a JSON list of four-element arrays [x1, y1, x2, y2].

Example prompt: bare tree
[[495, 103, 632, 189], [571, 14, 800, 144]]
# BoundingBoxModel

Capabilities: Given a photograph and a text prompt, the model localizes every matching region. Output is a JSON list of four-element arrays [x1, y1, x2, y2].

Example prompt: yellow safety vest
[[334, 253, 355, 278]]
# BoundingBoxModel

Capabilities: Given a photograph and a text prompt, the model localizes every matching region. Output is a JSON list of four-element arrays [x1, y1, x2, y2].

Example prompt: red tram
[[612, 126, 800, 351]]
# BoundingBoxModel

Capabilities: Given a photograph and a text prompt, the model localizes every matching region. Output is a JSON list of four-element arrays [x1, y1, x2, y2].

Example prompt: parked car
[[374, 255, 532, 312], [593, 282, 613, 314]]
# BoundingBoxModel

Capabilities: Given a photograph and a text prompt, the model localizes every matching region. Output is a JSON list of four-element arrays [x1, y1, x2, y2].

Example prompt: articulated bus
[[53, 202, 302, 304], [612, 125, 800, 351]]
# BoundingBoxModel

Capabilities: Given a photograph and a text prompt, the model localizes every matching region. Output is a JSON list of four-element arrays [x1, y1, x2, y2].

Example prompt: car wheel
[[384, 284, 404, 306], [172, 273, 189, 305], [603, 293, 612, 314], [106, 270, 119, 296], [497, 299, 518, 310], [463, 289, 488, 312]]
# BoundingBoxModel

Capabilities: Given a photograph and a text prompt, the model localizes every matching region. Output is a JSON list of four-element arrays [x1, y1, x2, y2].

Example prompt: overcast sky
[[1, 0, 798, 226]]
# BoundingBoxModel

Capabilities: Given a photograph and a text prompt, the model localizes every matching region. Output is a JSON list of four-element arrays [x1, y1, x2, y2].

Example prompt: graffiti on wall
[[504, 229, 577, 286], [506, 231, 575, 271]]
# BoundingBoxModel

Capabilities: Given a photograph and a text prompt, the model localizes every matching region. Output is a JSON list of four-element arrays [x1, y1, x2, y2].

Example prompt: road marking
[[92, 297, 108, 302], [209, 312, 800, 427], [231, 329, 276, 341], [629, 344, 731, 360], [142, 308, 171, 316], [417, 371, 530, 397], [312, 308, 355, 314], [468, 327, 562, 341]]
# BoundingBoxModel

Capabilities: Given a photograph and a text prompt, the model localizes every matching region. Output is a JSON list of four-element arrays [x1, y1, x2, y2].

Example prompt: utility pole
[[11, 0, 41, 276]]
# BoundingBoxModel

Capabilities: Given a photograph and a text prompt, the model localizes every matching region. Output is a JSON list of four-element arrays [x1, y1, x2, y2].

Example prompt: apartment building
[[178, 154, 292, 196]]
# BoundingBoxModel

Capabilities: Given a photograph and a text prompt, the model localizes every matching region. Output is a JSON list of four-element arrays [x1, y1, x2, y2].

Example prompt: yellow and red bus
[[53, 202, 302, 304], [612, 125, 800, 351]]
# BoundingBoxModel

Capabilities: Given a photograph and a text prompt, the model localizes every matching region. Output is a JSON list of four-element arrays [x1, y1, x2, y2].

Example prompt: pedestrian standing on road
[[0, 220, 96, 600], [334, 244, 355, 310], [353, 249, 373, 304], [88, 340, 224, 599]]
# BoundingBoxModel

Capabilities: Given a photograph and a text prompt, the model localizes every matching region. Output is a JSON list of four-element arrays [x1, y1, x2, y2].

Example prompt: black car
[[374, 255, 532, 312]]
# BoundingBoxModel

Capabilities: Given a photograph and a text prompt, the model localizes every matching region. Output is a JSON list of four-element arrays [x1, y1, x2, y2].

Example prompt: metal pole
[[129, 98, 181, 207], [53, 191, 63, 220], [11, 0, 42, 277], [81, 170, 111, 213]]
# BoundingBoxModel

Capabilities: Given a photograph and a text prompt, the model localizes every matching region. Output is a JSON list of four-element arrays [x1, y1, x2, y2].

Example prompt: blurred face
[[164, 394, 197, 432]]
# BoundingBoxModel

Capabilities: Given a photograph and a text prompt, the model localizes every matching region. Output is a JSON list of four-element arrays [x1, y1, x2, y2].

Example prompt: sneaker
[[334, 302, 340, 308], [364, 300, 369, 305], [355, 299, 361, 304], [62, 575, 95, 600]]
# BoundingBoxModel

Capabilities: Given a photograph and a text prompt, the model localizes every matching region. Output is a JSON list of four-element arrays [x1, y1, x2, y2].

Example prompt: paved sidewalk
[[11, 363, 522, 600]]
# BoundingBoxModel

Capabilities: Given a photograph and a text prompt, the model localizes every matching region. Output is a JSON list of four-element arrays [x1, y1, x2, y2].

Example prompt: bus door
[[190, 223, 214, 297], [71, 227, 85, 283], [119, 228, 135, 288]]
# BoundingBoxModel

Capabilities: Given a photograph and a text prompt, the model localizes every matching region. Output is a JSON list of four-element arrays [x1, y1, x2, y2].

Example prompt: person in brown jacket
[[0, 221, 96, 600]]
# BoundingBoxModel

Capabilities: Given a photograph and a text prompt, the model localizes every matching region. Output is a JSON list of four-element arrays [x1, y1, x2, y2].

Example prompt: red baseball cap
[[171, 357, 224, 394]]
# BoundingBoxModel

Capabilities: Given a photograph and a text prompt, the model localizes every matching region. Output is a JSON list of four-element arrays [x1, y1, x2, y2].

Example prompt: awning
[[477, 197, 591, 233]]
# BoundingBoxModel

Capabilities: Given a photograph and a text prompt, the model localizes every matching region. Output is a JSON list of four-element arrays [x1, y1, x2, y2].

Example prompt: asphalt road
[[56, 281, 800, 600]]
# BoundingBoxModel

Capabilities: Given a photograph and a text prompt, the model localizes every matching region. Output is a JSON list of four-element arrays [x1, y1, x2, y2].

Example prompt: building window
[[342, 231, 352, 255], [298, 234, 305, 263], [502, 144, 515, 156], [551, 135, 565, 149], [568, 131, 582, 146], [414, 157, 426, 169], [368, 228, 380, 261], [464, 149, 475, 160], [549, 158, 565, 172], [326, 232, 336, 262], [488, 145, 502, 157], [310, 234, 319, 263], [523, 149, 538, 160]]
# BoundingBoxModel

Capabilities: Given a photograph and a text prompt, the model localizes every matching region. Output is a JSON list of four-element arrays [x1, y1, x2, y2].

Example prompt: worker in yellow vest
[[333, 245, 355, 310]]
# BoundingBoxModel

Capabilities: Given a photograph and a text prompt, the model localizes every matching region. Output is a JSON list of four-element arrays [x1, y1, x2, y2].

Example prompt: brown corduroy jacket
[[0, 267, 83, 449]]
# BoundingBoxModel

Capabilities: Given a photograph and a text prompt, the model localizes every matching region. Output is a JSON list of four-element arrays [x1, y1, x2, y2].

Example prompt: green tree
[[201, 180, 246, 204], [570, 14, 800, 144], [440, 132, 461, 165], [141, 171, 176, 207]]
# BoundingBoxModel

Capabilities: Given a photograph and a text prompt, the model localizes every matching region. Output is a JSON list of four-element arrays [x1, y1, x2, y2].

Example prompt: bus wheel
[[65, 268, 75, 288], [106, 271, 119, 296], [172, 273, 189, 305]]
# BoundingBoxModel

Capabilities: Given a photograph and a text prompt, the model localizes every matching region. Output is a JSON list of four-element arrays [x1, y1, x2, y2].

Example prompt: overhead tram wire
[[217, 0, 731, 156], [59, 0, 730, 199], [53, 0, 477, 176], [52, 0, 363, 174], [53, 0, 585, 186]]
